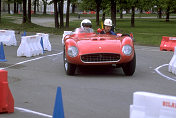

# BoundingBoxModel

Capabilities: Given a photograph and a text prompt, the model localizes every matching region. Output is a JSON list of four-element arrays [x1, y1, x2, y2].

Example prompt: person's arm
[[110, 30, 116, 35]]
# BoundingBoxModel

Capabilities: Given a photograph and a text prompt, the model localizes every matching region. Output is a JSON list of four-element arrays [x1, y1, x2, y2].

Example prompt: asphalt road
[[0, 33, 176, 118]]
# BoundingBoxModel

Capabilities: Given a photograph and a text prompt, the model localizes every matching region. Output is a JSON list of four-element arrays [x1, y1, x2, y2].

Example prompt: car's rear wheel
[[122, 52, 136, 76], [63, 47, 76, 75]]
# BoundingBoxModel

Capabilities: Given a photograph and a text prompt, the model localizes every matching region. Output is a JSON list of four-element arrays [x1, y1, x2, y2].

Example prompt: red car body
[[63, 29, 136, 76]]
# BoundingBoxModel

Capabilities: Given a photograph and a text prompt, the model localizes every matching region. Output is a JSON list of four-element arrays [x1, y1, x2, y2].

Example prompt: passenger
[[100, 19, 116, 35], [78, 19, 94, 33]]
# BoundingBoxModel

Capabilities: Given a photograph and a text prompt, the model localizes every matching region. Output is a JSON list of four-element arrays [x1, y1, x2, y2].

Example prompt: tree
[[79, 0, 102, 26], [95, 0, 102, 26], [158, 7, 162, 19], [28, 0, 31, 23], [71, 0, 77, 13], [42, 0, 47, 14], [23, 0, 27, 23], [166, 5, 170, 22], [14, 0, 17, 13], [37, 0, 40, 12], [79, 0, 97, 25], [131, 5, 135, 27], [79, 0, 96, 11], [0, 0, 1, 23], [138, 0, 152, 14], [111, 0, 116, 27], [118, 0, 124, 19], [59, 0, 64, 28], [153, 0, 176, 22], [66, 0, 70, 28], [152, 0, 165, 19], [117, 0, 131, 19], [126, 0, 142, 27], [7, 0, 11, 14], [100, 0, 112, 22], [32, 0, 40, 14], [33, 0, 37, 14], [54, 0, 59, 28], [165, 0, 175, 22], [152, 0, 176, 21], [16, 0, 22, 14]]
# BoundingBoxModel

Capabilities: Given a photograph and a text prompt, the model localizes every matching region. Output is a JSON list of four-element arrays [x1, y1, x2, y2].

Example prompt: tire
[[122, 52, 136, 76], [63, 47, 76, 75]]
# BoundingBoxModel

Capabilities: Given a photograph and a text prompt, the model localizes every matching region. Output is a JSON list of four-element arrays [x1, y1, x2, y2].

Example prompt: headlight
[[122, 45, 132, 56], [68, 46, 78, 57]]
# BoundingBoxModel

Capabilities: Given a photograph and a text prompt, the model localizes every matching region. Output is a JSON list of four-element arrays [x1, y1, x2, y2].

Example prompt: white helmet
[[104, 19, 112, 26], [81, 19, 92, 29]]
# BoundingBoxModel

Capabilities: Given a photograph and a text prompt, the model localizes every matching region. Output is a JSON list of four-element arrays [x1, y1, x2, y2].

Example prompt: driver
[[100, 19, 116, 35], [79, 19, 94, 33]]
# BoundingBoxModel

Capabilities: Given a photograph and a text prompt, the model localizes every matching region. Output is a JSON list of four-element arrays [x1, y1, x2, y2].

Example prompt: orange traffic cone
[[0, 70, 14, 113]]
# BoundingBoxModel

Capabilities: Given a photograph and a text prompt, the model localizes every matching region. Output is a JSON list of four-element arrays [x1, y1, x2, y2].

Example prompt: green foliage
[[71, 0, 78, 4], [101, 1, 111, 15], [152, 0, 176, 13], [16, 0, 22, 4], [4, 0, 14, 4], [79, 0, 96, 11]]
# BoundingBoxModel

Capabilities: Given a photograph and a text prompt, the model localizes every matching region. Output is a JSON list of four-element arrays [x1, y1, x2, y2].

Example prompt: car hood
[[77, 38, 122, 55]]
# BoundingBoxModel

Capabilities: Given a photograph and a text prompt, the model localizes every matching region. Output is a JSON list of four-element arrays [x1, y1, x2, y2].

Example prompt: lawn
[[0, 14, 176, 46], [116, 18, 176, 46]]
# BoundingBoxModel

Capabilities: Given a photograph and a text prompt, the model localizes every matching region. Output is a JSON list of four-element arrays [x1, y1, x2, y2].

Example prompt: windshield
[[73, 28, 94, 34]]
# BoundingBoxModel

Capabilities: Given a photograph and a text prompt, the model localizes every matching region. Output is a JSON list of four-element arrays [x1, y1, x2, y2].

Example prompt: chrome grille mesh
[[81, 53, 120, 63]]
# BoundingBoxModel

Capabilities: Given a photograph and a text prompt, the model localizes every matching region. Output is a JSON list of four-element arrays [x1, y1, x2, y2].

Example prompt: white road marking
[[15, 107, 52, 118], [1, 51, 63, 70], [154, 64, 176, 82], [1, 51, 63, 117]]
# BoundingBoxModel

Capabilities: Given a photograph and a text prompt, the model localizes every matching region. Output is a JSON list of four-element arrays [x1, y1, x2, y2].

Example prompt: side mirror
[[130, 32, 135, 42], [130, 32, 133, 38], [117, 33, 122, 37]]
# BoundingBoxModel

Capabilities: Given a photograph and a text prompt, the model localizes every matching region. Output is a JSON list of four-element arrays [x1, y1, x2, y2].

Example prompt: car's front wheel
[[63, 47, 76, 75], [122, 52, 136, 76]]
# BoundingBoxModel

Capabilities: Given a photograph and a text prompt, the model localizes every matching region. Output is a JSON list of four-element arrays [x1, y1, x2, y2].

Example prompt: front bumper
[[66, 52, 134, 65]]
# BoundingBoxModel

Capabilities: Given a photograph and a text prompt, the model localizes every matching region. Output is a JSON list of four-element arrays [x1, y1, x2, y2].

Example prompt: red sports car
[[63, 28, 136, 76]]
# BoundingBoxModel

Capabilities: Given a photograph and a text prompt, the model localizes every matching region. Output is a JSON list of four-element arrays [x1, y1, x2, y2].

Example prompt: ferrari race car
[[62, 28, 136, 76]]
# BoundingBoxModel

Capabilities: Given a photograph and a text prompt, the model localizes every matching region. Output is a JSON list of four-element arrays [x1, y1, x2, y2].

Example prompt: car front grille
[[81, 53, 120, 63]]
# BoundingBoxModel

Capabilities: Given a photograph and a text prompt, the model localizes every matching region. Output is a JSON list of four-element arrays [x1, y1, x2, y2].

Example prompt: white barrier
[[36, 33, 51, 51], [168, 47, 176, 74], [130, 92, 176, 118], [17, 35, 43, 57], [62, 31, 72, 45], [0, 30, 17, 46]]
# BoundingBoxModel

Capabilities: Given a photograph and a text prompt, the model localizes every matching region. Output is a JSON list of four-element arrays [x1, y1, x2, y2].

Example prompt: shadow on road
[[75, 65, 125, 77]]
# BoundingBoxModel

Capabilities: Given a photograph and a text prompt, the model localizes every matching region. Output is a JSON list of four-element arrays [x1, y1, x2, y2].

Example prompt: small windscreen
[[82, 23, 92, 28], [73, 28, 94, 34]]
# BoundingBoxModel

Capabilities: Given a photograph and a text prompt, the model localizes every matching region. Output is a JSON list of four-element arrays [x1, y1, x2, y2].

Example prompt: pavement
[[5, 15, 95, 27]]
